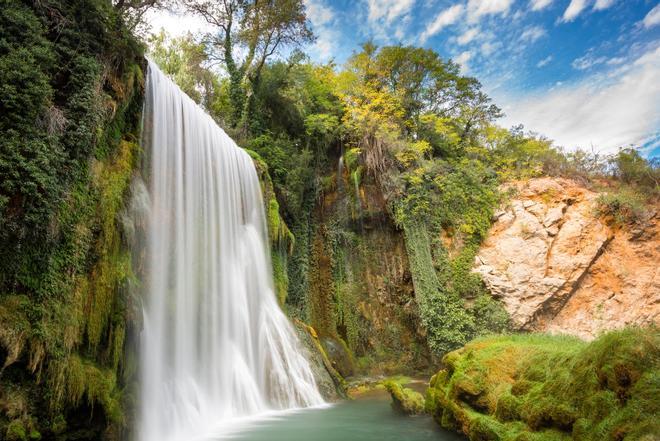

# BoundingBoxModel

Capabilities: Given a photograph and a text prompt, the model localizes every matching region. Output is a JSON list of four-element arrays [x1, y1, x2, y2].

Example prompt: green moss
[[47, 354, 122, 424], [383, 380, 425, 415], [308, 226, 337, 337], [495, 391, 521, 422], [86, 140, 138, 352], [427, 327, 660, 441], [272, 251, 289, 305], [468, 415, 504, 441], [49, 415, 66, 435], [28, 428, 41, 440], [287, 219, 313, 317], [326, 222, 361, 352], [6, 420, 27, 441], [246, 148, 295, 306]]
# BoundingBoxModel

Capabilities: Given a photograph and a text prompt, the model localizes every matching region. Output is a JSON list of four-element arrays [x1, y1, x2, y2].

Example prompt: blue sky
[[147, 1, 660, 156]]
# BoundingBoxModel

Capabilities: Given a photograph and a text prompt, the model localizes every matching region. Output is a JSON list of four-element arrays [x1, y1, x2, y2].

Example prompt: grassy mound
[[426, 327, 659, 440]]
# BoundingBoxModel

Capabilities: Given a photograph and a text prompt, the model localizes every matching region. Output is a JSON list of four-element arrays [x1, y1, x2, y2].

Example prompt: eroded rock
[[474, 177, 659, 338]]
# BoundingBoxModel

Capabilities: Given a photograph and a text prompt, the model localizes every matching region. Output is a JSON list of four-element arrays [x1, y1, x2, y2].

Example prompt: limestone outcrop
[[474, 177, 659, 338]]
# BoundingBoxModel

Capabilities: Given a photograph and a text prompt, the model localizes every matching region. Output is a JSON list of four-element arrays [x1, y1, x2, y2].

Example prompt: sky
[[147, 1, 660, 157]]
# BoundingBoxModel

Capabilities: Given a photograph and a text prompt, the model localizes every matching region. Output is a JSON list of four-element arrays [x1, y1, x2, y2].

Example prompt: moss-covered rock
[[321, 336, 355, 378], [426, 327, 659, 441], [384, 380, 425, 415], [293, 321, 346, 400], [246, 148, 294, 306]]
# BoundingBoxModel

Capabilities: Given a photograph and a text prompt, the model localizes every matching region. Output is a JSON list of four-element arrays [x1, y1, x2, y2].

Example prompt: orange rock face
[[474, 177, 659, 339]]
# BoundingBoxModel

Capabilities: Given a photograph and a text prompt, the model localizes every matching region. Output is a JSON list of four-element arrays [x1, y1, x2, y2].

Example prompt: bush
[[595, 187, 648, 225]]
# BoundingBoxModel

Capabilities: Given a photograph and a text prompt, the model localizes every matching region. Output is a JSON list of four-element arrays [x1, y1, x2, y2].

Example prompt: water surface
[[224, 393, 464, 441]]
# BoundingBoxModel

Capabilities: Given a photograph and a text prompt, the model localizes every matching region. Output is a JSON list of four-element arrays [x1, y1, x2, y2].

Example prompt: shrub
[[595, 187, 648, 226]]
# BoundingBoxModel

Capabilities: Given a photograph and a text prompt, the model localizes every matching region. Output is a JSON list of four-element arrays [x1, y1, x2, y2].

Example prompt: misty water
[[140, 61, 323, 441]]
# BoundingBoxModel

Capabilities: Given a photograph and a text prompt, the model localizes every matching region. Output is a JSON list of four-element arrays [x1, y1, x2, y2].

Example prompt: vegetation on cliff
[[426, 327, 659, 441], [0, 0, 144, 438]]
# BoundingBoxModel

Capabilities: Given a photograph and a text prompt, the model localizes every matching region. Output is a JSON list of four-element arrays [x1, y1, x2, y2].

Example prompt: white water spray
[[139, 60, 324, 441]]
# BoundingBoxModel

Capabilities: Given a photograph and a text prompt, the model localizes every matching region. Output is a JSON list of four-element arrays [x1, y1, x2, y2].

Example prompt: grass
[[426, 327, 659, 441]]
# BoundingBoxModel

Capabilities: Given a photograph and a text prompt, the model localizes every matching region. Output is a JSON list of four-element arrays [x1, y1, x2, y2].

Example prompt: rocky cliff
[[474, 177, 659, 339]]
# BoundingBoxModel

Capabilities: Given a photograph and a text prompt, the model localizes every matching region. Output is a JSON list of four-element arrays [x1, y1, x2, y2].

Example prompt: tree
[[181, 0, 313, 131], [374, 46, 487, 134], [612, 148, 659, 189], [336, 43, 501, 176], [453, 89, 502, 146], [336, 42, 404, 175]]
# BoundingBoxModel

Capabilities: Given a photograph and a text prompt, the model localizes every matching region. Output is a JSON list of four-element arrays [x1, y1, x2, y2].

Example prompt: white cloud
[[467, 0, 515, 22], [144, 9, 215, 38], [593, 0, 615, 10], [305, 0, 334, 26], [420, 4, 464, 42], [497, 45, 660, 153], [307, 24, 340, 61], [643, 4, 660, 29], [537, 55, 553, 67], [480, 40, 500, 56], [367, 0, 415, 24], [304, 0, 337, 61], [530, 0, 554, 11], [455, 50, 473, 73], [312, 34, 335, 60], [520, 26, 547, 43], [606, 56, 626, 66], [571, 51, 608, 70], [458, 28, 480, 45], [562, 0, 589, 22], [560, 0, 615, 22]]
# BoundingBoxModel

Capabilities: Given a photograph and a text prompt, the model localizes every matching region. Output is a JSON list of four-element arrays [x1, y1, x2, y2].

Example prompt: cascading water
[[139, 60, 324, 441]]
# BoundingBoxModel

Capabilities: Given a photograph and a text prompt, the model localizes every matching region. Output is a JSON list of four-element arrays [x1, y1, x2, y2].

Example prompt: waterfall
[[139, 60, 324, 441]]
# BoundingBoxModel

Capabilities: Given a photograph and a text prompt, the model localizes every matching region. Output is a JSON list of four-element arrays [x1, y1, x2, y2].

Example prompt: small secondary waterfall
[[139, 60, 324, 441]]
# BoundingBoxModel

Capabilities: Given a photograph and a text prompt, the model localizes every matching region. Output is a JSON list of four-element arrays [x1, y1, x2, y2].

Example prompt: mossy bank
[[426, 327, 659, 441]]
